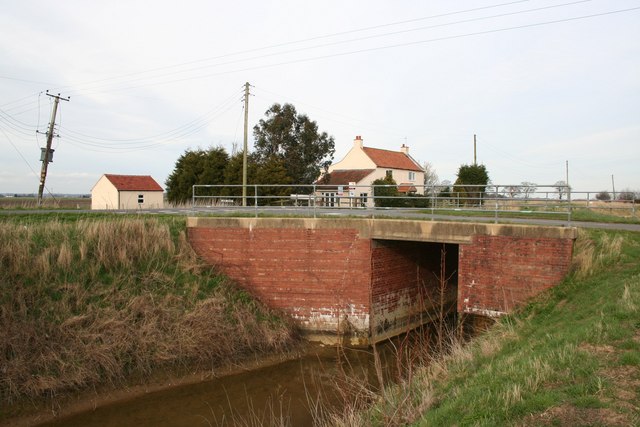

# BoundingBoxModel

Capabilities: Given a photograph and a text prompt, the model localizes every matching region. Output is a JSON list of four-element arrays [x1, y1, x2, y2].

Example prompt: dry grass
[[570, 229, 624, 279], [0, 216, 296, 407]]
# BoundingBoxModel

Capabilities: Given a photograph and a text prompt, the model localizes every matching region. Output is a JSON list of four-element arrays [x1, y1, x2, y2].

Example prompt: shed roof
[[103, 174, 163, 192], [362, 147, 422, 171]]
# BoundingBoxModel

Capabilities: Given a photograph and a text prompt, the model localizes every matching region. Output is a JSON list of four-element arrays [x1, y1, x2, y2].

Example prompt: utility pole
[[37, 91, 69, 205], [242, 82, 250, 207], [611, 174, 616, 200], [473, 134, 477, 165]]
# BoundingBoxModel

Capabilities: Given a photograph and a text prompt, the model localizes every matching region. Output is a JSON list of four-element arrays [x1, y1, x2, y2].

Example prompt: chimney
[[400, 143, 409, 154], [354, 135, 363, 148]]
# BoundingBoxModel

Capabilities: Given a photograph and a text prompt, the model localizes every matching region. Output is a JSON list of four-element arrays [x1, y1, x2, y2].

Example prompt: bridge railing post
[[494, 184, 499, 224], [312, 184, 317, 218], [254, 184, 258, 217], [567, 184, 572, 226]]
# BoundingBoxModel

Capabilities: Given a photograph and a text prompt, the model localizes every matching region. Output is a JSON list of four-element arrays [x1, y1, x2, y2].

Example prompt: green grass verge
[[337, 229, 640, 426]]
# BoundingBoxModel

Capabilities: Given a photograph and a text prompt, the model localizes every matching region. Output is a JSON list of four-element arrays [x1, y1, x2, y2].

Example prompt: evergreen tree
[[372, 176, 401, 207], [255, 156, 293, 205], [253, 103, 335, 187], [453, 164, 490, 206], [165, 146, 229, 204], [222, 151, 258, 199]]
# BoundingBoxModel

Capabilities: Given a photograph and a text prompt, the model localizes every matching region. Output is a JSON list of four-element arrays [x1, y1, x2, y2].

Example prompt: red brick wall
[[187, 227, 372, 336], [187, 221, 575, 342], [458, 235, 574, 316]]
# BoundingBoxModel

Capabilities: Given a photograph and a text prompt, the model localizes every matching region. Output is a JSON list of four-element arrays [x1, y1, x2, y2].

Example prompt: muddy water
[[38, 345, 401, 427]]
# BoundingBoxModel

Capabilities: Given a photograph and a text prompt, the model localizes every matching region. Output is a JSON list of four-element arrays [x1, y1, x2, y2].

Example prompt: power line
[[40, 1, 594, 96], [0, 126, 39, 177], [59, 91, 240, 147], [47, 0, 537, 96], [252, 87, 406, 139], [70, 6, 639, 93]]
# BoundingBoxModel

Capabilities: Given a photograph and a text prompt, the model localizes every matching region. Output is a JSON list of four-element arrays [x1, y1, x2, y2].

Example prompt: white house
[[316, 135, 425, 207], [91, 174, 164, 210]]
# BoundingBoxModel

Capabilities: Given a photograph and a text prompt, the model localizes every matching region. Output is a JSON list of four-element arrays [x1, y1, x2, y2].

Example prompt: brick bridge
[[187, 217, 577, 345]]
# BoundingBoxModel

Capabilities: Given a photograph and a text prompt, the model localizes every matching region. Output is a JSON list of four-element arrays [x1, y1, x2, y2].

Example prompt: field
[[0, 197, 91, 210]]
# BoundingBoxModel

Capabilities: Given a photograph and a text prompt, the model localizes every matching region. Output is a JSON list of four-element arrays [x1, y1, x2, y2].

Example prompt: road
[[2, 206, 640, 232]]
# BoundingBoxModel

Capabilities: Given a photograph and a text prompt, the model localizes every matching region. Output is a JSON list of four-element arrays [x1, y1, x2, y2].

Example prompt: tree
[[554, 180, 570, 200], [166, 146, 229, 205], [503, 186, 521, 199], [595, 191, 611, 201], [255, 156, 293, 205], [521, 182, 537, 199], [422, 161, 439, 195], [222, 151, 259, 199], [453, 164, 489, 206], [617, 190, 636, 201], [253, 103, 335, 186], [372, 176, 401, 207]]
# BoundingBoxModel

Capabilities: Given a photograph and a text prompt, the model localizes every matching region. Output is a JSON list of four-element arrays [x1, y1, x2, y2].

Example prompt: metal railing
[[190, 184, 637, 223]]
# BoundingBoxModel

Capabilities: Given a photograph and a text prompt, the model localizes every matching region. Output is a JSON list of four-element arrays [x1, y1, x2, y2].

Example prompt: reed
[[0, 215, 296, 409]]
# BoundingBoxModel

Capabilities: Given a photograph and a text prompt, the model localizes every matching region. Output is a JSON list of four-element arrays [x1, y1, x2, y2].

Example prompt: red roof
[[104, 174, 163, 192], [362, 147, 422, 172], [398, 183, 418, 193], [317, 169, 375, 186]]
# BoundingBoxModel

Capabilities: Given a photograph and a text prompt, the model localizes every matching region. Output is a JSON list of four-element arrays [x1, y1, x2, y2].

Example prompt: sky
[[1, 0, 639, 196]]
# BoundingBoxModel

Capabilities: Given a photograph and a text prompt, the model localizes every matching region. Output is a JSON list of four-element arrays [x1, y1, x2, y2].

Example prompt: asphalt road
[[2, 206, 640, 232]]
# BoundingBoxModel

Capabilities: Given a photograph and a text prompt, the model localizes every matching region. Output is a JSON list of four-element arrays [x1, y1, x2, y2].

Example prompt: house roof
[[103, 174, 163, 192], [317, 169, 375, 186], [362, 147, 423, 172]]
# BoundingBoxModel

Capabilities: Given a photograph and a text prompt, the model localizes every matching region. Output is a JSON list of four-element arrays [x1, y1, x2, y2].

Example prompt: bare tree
[[422, 161, 439, 195], [521, 181, 537, 199], [554, 180, 570, 200], [503, 185, 521, 198], [617, 189, 636, 201]]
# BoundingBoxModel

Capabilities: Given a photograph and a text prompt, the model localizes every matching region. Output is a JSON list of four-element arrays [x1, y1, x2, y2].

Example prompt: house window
[[386, 170, 393, 179], [321, 192, 336, 207], [359, 192, 368, 207], [409, 171, 416, 181], [137, 194, 144, 204]]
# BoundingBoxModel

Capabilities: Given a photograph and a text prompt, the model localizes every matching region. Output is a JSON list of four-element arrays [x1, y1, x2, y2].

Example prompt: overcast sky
[[1, 0, 638, 195]]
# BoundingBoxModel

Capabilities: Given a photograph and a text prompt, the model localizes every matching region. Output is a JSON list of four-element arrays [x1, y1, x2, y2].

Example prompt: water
[[38, 345, 401, 427]]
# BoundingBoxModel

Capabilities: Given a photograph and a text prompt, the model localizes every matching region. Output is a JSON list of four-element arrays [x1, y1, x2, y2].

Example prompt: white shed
[[91, 174, 164, 210]]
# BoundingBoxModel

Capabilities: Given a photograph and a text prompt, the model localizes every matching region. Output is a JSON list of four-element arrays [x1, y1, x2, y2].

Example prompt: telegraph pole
[[473, 134, 477, 165], [242, 82, 250, 207], [37, 91, 69, 205], [611, 174, 616, 200]]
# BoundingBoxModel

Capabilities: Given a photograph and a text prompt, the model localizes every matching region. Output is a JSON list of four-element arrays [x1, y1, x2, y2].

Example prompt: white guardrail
[[191, 184, 637, 223]]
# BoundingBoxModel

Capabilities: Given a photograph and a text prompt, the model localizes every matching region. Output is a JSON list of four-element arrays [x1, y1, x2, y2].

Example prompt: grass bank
[[0, 214, 297, 420], [325, 228, 640, 426]]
